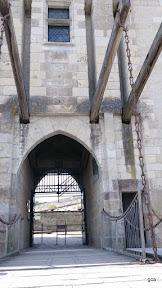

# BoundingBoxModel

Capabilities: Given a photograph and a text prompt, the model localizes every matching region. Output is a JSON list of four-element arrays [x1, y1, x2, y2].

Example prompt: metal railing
[[102, 194, 162, 260], [0, 215, 21, 258], [35, 172, 81, 195], [102, 194, 142, 251], [34, 223, 83, 246]]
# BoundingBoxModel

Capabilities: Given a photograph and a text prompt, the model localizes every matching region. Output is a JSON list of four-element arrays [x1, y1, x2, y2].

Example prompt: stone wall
[[0, 0, 162, 251], [34, 211, 82, 232], [83, 154, 103, 247], [130, 0, 162, 247], [0, 0, 24, 223], [29, 0, 89, 114], [16, 157, 34, 250]]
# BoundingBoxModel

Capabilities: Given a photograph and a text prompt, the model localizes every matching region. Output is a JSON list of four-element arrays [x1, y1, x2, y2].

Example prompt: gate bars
[[103, 194, 141, 250]]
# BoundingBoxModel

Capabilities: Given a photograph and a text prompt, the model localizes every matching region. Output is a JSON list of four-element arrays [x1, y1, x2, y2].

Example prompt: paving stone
[[0, 246, 162, 288]]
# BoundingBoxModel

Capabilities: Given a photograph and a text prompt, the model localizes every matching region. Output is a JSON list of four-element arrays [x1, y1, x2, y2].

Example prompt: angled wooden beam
[[85, 0, 92, 15], [90, 0, 131, 123], [122, 23, 162, 123], [0, 0, 30, 123]]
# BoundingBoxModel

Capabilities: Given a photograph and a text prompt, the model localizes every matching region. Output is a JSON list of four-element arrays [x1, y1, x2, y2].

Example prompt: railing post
[[17, 217, 21, 252], [101, 211, 105, 249], [138, 185, 146, 259], [65, 222, 67, 246], [56, 223, 58, 245], [115, 220, 119, 251], [4, 225, 9, 256], [41, 223, 43, 244]]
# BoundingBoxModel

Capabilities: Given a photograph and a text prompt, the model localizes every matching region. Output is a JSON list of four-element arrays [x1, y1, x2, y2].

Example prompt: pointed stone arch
[[12, 116, 104, 250], [17, 116, 101, 174]]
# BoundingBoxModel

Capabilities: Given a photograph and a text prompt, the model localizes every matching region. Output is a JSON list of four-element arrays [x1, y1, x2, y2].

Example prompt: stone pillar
[[102, 112, 123, 249]]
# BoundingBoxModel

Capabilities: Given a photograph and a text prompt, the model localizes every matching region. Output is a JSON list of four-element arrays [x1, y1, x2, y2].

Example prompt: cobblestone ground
[[33, 231, 83, 249], [0, 233, 162, 288]]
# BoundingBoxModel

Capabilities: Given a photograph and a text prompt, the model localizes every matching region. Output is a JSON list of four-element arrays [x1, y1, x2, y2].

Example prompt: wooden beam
[[90, 0, 131, 123], [113, 1, 120, 14], [85, 0, 92, 15], [122, 23, 162, 123], [0, 0, 30, 123]]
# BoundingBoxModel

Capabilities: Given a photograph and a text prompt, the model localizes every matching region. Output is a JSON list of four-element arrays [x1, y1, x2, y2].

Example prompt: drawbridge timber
[[0, 0, 162, 124], [0, 0, 162, 260]]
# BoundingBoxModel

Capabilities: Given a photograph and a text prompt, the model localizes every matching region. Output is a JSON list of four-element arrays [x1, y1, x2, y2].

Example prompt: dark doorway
[[28, 134, 94, 248]]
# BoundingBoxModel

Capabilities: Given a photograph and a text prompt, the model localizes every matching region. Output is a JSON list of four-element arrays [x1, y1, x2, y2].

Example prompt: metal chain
[[0, 8, 10, 59], [0, 214, 21, 226], [123, 26, 159, 262], [103, 193, 138, 221], [0, 16, 5, 59], [145, 209, 162, 232], [152, 209, 161, 221], [145, 218, 162, 232]]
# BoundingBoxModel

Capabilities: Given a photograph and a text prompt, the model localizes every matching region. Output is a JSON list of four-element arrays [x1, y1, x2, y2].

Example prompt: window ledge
[[43, 42, 75, 47], [47, 19, 71, 26]]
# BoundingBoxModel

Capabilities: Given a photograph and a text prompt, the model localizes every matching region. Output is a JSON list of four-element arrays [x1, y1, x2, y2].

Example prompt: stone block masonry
[[0, 0, 162, 253], [34, 211, 82, 232]]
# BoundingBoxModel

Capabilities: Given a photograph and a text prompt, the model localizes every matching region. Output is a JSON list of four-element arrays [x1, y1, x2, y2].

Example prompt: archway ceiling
[[28, 134, 90, 178]]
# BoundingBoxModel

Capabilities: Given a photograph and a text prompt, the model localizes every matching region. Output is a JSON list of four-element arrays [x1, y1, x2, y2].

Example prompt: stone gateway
[[0, 0, 162, 258]]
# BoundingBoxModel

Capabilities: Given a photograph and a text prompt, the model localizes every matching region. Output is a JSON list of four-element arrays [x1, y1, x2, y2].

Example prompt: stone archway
[[13, 129, 103, 250], [16, 116, 102, 174]]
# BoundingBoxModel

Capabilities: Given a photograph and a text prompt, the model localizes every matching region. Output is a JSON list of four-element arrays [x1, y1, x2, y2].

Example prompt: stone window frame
[[44, 0, 75, 46]]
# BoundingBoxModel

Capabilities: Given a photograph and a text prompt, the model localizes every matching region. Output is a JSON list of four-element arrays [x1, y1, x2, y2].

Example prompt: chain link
[[123, 27, 159, 262], [0, 214, 21, 226], [0, 5, 161, 262], [103, 192, 138, 221], [0, 8, 10, 59], [0, 16, 5, 59]]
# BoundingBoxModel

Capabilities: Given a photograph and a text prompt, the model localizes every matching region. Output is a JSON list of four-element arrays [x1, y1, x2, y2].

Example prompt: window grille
[[48, 8, 70, 42], [48, 26, 70, 42], [48, 8, 69, 19]]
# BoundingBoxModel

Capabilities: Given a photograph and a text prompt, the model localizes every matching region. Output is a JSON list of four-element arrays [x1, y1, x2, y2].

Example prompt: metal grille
[[35, 171, 81, 202], [102, 194, 140, 250], [48, 8, 69, 19], [48, 26, 70, 42], [123, 193, 141, 248], [124, 206, 141, 248]]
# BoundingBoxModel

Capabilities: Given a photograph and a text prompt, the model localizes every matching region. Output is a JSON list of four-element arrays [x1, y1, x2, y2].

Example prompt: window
[[48, 8, 69, 19], [48, 8, 70, 42]]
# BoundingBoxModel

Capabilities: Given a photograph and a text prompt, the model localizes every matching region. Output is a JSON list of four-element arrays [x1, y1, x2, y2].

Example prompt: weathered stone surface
[[34, 211, 82, 232], [0, 0, 162, 255]]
